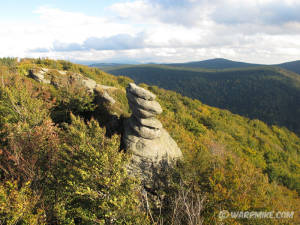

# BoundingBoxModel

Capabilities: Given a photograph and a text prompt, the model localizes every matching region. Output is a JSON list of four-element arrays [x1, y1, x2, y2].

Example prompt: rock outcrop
[[29, 68, 51, 84], [29, 68, 182, 184], [28, 68, 116, 105], [123, 83, 182, 181], [94, 85, 116, 105]]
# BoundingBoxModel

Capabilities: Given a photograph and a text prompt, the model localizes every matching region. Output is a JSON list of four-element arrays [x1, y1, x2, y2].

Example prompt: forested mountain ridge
[[103, 64, 300, 135], [165, 58, 262, 69], [0, 58, 299, 224], [92, 58, 300, 74], [165, 58, 300, 74], [277, 60, 300, 74]]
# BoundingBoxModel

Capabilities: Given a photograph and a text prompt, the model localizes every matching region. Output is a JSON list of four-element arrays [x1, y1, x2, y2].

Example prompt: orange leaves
[[1, 119, 61, 182]]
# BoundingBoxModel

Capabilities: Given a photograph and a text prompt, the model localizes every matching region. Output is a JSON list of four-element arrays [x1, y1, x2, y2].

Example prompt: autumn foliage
[[0, 58, 299, 224]]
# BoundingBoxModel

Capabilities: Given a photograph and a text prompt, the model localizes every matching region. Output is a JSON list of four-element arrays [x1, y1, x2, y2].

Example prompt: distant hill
[[90, 63, 129, 67], [277, 60, 300, 74], [103, 64, 300, 135], [164, 58, 261, 69], [89, 63, 132, 71], [164, 58, 300, 74], [90, 58, 300, 74]]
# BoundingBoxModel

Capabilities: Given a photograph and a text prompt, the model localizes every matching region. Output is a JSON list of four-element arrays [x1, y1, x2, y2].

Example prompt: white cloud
[[0, 6, 136, 58], [107, 0, 300, 63], [1, 1, 300, 64]]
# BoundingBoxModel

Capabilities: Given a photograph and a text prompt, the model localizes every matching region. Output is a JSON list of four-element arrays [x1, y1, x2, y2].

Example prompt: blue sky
[[0, 0, 122, 19], [1, 0, 300, 64]]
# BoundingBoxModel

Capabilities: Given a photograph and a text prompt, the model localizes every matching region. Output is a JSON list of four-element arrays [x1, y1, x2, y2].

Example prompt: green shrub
[[0, 181, 46, 225], [43, 114, 148, 224]]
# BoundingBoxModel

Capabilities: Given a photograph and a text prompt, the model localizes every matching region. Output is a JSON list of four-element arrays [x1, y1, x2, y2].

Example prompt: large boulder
[[124, 124, 182, 162]]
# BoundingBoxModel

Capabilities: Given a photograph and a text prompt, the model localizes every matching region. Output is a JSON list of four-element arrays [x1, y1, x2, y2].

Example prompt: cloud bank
[[1, 1, 300, 64], [31, 33, 147, 52]]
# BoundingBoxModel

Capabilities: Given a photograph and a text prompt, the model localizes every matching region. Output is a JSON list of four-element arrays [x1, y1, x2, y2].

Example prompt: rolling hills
[[91, 58, 300, 74], [98, 63, 300, 135], [277, 60, 300, 74], [165, 58, 300, 74], [165, 58, 262, 69]]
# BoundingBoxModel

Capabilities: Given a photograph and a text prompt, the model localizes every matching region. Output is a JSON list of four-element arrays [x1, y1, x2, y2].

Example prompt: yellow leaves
[[51, 114, 147, 223], [242, 147, 257, 155], [0, 181, 46, 225]]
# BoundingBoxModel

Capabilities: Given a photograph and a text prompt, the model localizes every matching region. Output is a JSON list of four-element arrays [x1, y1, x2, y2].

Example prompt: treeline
[[106, 65, 300, 135]]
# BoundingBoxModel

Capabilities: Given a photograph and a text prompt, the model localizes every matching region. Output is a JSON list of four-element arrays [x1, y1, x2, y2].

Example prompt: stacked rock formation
[[123, 83, 182, 179]]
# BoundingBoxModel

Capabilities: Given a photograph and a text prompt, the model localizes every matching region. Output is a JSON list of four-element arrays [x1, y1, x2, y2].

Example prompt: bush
[[43, 115, 148, 224], [0, 181, 46, 225], [51, 84, 96, 124]]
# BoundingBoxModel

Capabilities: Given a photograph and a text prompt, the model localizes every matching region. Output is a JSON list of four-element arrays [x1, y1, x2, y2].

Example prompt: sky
[[1, 0, 300, 64]]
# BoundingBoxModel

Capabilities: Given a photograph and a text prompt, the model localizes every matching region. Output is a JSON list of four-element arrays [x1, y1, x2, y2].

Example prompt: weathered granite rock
[[129, 118, 161, 139], [98, 84, 118, 91], [123, 83, 182, 185], [28, 68, 116, 106], [124, 123, 183, 185], [102, 91, 116, 105], [81, 78, 97, 92], [29, 69, 50, 84], [94, 85, 116, 105], [127, 92, 162, 114], [134, 117, 162, 129], [124, 125, 182, 162], [130, 105, 157, 118], [127, 83, 156, 100]]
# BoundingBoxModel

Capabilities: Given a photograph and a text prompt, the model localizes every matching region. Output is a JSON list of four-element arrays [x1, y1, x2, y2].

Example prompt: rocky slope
[[29, 68, 182, 184]]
